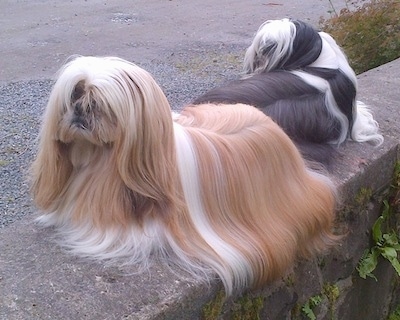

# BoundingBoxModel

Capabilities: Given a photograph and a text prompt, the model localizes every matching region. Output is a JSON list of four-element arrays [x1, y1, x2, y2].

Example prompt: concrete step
[[1, 59, 400, 320]]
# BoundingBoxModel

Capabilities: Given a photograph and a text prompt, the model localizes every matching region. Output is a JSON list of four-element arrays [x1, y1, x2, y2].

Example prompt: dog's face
[[51, 56, 158, 147], [56, 79, 118, 146]]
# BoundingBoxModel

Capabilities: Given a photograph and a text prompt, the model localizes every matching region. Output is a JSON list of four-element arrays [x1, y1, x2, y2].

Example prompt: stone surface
[[1, 1, 400, 319], [1, 59, 399, 319]]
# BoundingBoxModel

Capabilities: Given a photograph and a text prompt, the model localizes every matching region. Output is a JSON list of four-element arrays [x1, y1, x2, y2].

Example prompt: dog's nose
[[71, 102, 88, 129]]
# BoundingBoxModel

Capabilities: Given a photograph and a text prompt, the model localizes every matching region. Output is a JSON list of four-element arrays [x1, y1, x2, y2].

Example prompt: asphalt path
[[0, 0, 350, 83]]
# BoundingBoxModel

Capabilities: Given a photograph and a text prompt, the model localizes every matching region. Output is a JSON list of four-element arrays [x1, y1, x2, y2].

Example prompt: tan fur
[[176, 104, 337, 286]]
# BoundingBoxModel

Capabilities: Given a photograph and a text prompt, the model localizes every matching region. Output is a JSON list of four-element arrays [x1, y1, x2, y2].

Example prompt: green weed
[[320, 0, 400, 74], [357, 200, 400, 280]]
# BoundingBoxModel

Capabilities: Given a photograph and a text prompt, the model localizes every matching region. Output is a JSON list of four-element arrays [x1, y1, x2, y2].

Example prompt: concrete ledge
[[1, 59, 400, 319]]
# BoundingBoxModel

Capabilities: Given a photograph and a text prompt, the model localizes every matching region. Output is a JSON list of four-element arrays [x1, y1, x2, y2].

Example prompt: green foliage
[[390, 161, 400, 209], [320, 0, 400, 74], [302, 295, 323, 320], [357, 200, 400, 280], [300, 284, 340, 320]]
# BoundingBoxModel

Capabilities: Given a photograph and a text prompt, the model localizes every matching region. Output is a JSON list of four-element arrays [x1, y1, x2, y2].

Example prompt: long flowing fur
[[31, 56, 338, 295], [193, 18, 383, 165]]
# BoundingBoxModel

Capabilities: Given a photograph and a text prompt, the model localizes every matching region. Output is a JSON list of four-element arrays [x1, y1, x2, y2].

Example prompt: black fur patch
[[304, 67, 356, 127], [192, 71, 347, 166], [282, 19, 323, 70]]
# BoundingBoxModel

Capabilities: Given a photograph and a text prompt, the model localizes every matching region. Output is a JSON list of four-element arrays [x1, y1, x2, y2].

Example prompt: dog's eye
[[71, 81, 86, 103]]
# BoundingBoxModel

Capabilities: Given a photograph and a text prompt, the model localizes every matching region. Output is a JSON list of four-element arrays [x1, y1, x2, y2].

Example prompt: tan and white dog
[[31, 56, 338, 295]]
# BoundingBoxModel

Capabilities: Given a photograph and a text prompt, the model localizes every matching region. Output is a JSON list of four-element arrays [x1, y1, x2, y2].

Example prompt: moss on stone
[[355, 187, 373, 207], [323, 283, 340, 319], [389, 304, 400, 320], [232, 294, 264, 320], [202, 290, 225, 320]]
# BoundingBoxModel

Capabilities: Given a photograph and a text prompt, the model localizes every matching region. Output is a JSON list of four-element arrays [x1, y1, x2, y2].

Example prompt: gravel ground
[[0, 0, 352, 229], [0, 44, 244, 228]]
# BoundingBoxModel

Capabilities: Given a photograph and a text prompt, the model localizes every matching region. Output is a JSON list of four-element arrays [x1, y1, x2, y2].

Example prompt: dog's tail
[[351, 101, 384, 145]]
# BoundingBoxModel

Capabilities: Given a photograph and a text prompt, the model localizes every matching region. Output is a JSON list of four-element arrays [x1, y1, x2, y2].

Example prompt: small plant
[[357, 200, 400, 280], [302, 295, 323, 320], [320, 0, 400, 74], [300, 284, 340, 320]]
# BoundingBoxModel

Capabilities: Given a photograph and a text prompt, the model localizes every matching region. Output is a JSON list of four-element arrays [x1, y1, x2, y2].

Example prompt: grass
[[320, 0, 400, 74]]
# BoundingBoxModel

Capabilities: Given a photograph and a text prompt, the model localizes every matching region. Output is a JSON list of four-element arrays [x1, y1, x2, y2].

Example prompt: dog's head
[[30, 56, 178, 218], [49, 56, 171, 145], [243, 18, 323, 73]]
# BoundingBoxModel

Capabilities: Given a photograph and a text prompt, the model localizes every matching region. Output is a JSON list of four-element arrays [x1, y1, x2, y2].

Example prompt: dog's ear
[[30, 81, 73, 211], [30, 126, 73, 211], [71, 80, 86, 103], [111, 68, 183, 219]]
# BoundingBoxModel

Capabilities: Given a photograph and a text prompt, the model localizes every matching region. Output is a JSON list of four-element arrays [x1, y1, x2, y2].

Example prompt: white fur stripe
[[309, 37, 339, 69], [318, 32, 358, 86], [290, 70, 349, 144], [172, 122, 252, 294]]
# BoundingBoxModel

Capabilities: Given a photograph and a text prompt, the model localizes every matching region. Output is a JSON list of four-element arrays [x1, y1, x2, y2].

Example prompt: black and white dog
[[193, 18, 383, 165]]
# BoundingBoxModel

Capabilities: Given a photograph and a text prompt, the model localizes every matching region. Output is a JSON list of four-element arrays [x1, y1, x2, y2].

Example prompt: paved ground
[[0, 0, 347, 83]]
